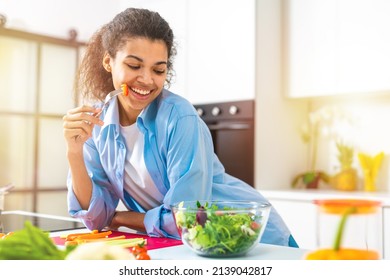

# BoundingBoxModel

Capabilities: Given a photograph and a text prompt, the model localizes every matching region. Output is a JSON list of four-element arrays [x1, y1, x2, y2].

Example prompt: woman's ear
[[102, 52, 112, 72]]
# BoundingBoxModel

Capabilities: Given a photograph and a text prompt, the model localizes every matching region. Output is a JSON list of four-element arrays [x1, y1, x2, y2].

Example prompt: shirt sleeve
[[143, 114, 215, 238], [67, 139, 119, 230]]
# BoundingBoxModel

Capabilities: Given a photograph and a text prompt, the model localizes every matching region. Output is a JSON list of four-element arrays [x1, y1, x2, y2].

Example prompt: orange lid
[[314, 199, 381, 215]]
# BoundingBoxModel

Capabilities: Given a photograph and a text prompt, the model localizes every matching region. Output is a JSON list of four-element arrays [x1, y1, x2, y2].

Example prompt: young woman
[[63, 8, 298, 247]]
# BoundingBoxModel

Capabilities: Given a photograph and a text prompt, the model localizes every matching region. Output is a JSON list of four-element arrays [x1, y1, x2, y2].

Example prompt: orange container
[[306, 198, 382, 260]]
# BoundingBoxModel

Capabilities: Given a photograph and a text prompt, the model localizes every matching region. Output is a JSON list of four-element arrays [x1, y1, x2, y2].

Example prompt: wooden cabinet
[[284, 0, 390, 97]]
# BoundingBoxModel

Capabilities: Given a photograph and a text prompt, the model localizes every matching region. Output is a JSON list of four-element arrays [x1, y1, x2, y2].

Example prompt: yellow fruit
[[330, 168, 357, 191]]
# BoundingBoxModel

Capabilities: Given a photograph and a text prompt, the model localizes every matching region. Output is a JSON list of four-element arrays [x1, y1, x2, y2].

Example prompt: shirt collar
[[99, 89, 166, 133]]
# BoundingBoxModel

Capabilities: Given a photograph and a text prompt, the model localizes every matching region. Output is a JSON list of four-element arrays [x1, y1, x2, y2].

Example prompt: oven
[[194, 100, 255, 186]]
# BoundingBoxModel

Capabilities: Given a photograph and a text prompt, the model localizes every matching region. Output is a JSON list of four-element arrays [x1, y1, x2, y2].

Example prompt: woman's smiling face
[[104, 37, 168, 119]]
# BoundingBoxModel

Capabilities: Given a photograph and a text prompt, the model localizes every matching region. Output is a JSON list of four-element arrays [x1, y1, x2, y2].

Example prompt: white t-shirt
[[120, 124, 163, 210]]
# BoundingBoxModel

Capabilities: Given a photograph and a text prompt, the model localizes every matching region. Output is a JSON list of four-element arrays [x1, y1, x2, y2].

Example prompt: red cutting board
[[52, 230, 182, 250]]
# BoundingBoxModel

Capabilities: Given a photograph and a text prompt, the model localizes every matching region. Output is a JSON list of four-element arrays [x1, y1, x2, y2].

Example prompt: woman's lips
[[131, 87, 152, 96], [127, 86, 154, 101]]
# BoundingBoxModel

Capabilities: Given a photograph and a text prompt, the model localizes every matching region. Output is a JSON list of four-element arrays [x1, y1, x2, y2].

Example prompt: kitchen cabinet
[[384, 207, 390, 259], [186, 0, 256, 104], [267, 198, 317, 250], [119, 0, 255, 104], [284, 0, 390, 98]]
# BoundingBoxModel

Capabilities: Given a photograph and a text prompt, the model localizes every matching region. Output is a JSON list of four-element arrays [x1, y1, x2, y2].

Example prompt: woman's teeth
[[131, 87, 151, 95]]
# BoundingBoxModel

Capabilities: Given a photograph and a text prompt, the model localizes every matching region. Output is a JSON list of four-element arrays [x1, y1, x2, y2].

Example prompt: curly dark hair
[[74, 8, 176, 102]]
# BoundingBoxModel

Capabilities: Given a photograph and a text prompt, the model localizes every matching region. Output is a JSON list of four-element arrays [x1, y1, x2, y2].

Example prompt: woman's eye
[[127, 64, 140, 70], [154, 69, 166, 75]]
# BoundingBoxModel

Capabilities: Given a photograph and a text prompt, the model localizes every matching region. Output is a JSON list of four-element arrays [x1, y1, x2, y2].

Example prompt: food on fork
[[121, 83, 129, 96]]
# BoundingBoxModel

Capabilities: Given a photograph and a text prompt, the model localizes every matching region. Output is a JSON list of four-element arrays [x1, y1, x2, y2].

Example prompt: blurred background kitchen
[[1, 0, 390, 253]]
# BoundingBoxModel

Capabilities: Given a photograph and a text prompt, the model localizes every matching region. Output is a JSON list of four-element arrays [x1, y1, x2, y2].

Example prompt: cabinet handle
[[207, 123, 251, 130]]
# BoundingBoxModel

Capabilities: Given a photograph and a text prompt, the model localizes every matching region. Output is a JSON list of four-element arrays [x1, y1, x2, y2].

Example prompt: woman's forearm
[[109, 211, 146, 232], [67, 151, 93, 210]]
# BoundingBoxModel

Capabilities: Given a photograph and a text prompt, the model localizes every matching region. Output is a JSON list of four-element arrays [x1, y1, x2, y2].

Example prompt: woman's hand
[[63, 105, 104, 152]]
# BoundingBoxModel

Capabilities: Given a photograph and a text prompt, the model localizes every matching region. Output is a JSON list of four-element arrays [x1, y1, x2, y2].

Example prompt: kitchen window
[[0, 28, 84, 216]]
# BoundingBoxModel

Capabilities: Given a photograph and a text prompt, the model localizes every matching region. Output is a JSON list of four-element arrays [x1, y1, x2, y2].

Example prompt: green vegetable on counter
[[0, 220, 72, 260]]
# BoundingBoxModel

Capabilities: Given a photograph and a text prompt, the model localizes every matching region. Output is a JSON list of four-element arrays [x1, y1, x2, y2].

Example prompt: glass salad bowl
[[171, 200, 271, 258]]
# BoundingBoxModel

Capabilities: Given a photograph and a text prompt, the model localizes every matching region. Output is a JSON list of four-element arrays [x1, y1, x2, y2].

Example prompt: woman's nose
[[137, 69, 153, 84]]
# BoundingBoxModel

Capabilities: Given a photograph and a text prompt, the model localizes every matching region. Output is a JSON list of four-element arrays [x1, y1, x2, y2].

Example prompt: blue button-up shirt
[[67, 89, 296, 247]]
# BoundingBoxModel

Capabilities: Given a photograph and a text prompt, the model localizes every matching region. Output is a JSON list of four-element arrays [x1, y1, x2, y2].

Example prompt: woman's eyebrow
[[126, 55, 167, 65]]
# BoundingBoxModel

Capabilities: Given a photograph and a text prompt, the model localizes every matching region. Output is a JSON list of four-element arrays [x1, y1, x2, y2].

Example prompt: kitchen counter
[[2, 211, 308, 260], [51, 226, 308, 260], [148, 243, 308, 260], [261, 189, 390, 206]]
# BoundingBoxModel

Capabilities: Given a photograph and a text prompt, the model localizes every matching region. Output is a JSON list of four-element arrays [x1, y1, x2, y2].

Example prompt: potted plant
[[291, 107, 330, 189], [291, 106, 354, 189]]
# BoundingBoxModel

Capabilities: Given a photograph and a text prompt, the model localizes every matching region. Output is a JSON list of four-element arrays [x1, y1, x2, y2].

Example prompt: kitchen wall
[[311, 94, 390, 192], [1, 0, 389, 200], [255, 0, 390, 193], [0, 0, 118, 41], [255, 0, 308, 190]]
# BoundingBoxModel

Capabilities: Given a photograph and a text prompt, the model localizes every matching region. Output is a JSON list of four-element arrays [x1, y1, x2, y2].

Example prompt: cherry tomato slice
[[136, 252, 151, 260], [131, 245, 147, 256]]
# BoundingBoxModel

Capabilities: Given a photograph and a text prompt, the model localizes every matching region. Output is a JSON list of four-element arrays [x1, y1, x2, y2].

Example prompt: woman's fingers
[[64, 106, 103, 125], [63, 106, 104, 143]]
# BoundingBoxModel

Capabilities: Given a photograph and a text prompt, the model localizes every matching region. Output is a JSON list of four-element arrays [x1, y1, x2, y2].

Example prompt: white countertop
[[261, 189, 390, 207], [148, 243, 308, 260]]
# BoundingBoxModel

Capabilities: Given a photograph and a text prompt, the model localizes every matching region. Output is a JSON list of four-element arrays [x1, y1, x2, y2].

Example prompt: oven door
[[208, 121, 254, 186]]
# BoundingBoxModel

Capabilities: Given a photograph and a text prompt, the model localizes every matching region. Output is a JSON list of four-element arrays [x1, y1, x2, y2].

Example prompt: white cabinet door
[[186, 0, 255, 104], [285, 0, 390, 97], [384, 207, 390, 259], [269, 199, 317, 250], [119, 0, 255, 104]]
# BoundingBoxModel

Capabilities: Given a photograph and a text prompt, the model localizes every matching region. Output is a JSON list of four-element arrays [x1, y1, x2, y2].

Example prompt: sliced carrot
[[65, 230, 99, 241], [65, 230, 110, 241], [121, 84, 129, 96], [73, 231, 112, 240], [1, 232, 14, 239]]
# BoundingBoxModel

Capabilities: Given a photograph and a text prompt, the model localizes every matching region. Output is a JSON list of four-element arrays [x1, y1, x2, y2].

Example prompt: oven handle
[[207, 123, 252, 130]]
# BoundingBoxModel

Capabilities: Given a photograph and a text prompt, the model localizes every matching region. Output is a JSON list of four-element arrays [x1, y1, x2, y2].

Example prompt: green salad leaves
[[0, 220, 72, 260], [176, 201, 264, 257]]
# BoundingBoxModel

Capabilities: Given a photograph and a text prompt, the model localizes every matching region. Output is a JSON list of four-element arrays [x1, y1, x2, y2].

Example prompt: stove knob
[[211, 106, 221, 116], [229, 105, 239, 115], [196, 108, 204, 117]]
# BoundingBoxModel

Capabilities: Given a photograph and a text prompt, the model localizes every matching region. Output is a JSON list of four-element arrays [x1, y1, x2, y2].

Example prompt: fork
[[94, 88, 123, 117], [73, 88, 123, 141]]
